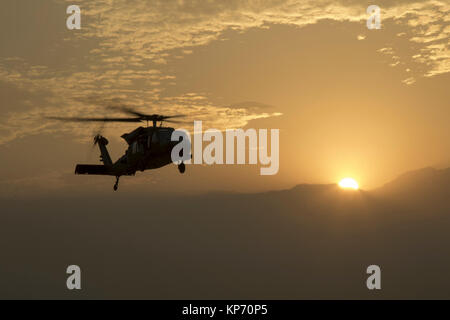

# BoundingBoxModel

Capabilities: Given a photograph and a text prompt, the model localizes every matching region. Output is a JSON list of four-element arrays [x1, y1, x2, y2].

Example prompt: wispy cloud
[[71, 0, 448, 79], [0, 0, 448, 143]]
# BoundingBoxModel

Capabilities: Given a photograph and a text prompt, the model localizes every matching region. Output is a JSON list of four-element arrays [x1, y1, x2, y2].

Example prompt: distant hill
[[373, 167, 450, 208], [377, 167, 450, 192]]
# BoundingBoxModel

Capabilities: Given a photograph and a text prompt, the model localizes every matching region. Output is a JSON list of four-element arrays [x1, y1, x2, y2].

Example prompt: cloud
[[0, 56, 281, 144], [388, 0, 450, 77], [70, 0, 448, 78], [0, 0, 448, 144], [402, 77, 416, 85]]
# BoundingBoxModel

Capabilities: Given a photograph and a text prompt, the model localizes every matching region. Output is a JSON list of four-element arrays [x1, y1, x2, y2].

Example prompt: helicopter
[[48, 107, 188, 191]]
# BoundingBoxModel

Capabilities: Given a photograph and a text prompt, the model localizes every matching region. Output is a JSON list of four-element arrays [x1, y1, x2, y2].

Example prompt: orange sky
[[0, 0, 449, 197]]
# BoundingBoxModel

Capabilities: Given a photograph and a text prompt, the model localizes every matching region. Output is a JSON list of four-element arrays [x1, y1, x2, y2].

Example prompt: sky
[[0, 0, 449, 197]]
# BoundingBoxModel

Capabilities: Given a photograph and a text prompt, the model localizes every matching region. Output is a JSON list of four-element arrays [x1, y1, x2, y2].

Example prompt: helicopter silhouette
[[48, 106, 188, 191]]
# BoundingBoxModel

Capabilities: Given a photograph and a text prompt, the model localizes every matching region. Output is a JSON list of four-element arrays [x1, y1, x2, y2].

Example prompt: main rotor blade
[[164, 119, 185, 124], [162, 114, 185, 120], [108, 105, 185, 119], [46, 116, 142, 123], [108, 105, 147, 118]]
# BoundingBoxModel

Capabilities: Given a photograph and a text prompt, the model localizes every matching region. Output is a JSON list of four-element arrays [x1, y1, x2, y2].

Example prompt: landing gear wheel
[[113, 176, 120, 191], [178, 162, 185, 174]]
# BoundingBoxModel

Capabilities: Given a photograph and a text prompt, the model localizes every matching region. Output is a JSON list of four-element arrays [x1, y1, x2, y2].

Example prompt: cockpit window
[[159, 129, 172, 146], [131, 141, 144, 154]]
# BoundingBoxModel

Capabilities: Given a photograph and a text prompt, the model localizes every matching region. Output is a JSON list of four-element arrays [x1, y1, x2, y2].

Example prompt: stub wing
[[75, 164, 112, 176]]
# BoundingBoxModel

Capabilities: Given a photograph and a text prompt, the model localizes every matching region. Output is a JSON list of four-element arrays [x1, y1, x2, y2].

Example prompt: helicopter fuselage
[[75, 126, 182, 178], [48, 108, 187, 190]]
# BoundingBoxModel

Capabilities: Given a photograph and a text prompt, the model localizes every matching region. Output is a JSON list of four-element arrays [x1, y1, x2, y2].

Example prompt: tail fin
[[94, 135, 112, 166]]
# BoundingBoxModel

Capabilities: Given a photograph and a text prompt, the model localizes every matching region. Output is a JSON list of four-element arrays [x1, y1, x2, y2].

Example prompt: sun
[[338, 178, 359, 190]]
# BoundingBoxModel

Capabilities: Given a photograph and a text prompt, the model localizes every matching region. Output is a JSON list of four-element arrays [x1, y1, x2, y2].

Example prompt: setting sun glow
[[338, 178, 359, 190]]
